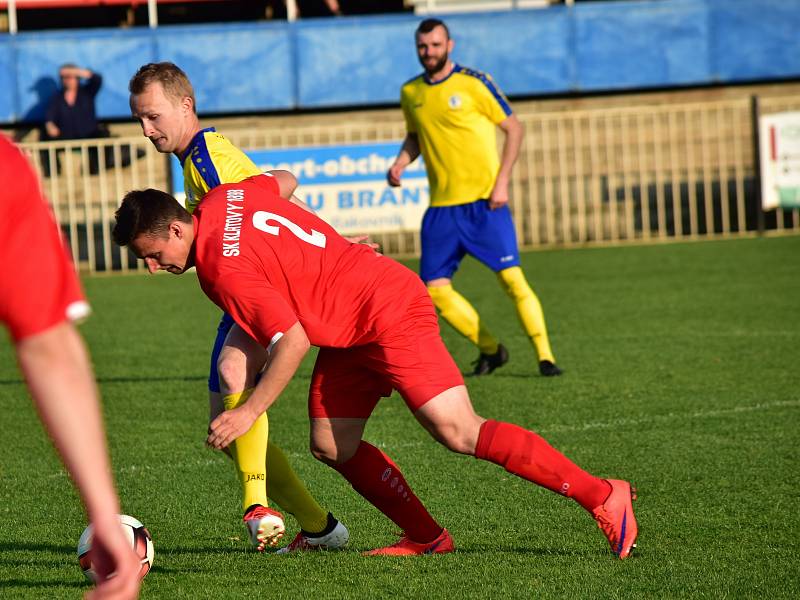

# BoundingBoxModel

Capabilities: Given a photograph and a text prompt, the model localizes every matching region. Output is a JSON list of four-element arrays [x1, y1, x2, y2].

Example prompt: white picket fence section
[[19, 93, 800, 273]]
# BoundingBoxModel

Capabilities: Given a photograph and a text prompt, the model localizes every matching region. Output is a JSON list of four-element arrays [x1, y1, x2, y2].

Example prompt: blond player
[[127, 62, 347, 552]]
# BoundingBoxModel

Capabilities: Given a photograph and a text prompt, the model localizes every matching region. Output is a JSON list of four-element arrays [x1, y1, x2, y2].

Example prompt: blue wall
[[1, 0, 798, 124]]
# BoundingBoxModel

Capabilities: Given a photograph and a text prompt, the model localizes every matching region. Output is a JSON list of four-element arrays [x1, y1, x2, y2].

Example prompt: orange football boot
[[363, 528, 455, 556], [591, 479, 638, 559]]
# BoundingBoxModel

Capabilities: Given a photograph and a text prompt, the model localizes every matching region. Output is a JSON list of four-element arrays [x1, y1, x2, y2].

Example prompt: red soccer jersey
[[193, 174, 420, 350], [0, 135, 89, 342]]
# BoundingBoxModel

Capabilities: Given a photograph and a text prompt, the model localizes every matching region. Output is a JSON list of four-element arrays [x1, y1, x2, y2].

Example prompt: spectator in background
[[43, 63, 114, 176], [45, 64, 104, 141], [0, 134, 141, 600], [43, 64, 138, 175]]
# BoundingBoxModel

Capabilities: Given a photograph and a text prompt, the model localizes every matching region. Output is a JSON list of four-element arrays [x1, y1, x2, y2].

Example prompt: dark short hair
[[416, 18, 449, 38], [129, 62, 196, 112], [113, 189, 191, 247]]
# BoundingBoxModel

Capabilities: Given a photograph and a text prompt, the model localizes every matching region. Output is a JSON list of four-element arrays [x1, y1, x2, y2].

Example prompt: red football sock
[[475, 419, 611, 511], [332, 441, 442, 543]]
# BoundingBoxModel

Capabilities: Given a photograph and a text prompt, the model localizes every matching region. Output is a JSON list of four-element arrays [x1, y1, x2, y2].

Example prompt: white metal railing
[[20, 93, 800, 273], [22, 136, 165, 274], [3, 0, 160, 34], [511, 96, 800, 244], [410, 1, 565, 16]]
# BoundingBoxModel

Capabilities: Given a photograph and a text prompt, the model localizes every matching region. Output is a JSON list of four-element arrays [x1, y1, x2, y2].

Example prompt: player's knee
[[310, 434, 359, 466], [310, 438, 339, 465], [216, 354, 248, 394], [498, 267, 533, 301], [311, 444, 349, 466], [428, 420, 479, 455], [310, 445, 331, 464]]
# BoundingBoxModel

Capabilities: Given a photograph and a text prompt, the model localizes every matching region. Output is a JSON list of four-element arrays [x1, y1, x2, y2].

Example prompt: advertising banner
[[760, 111, 800, 210], [172, 141, 429, 234]]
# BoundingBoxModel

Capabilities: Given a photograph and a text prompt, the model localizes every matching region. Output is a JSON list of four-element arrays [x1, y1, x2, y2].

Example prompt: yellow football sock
[[428, 283, 498, 354], [265, 441, 329, 534], [497, 267, 555, 363], [223, 389, 269, 512]]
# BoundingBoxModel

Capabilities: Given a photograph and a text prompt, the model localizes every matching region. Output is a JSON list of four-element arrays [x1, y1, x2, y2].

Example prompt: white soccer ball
[[77, 514, 154, 582]]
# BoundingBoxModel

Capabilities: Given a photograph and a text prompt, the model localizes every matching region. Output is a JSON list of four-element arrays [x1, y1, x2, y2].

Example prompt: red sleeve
[[0, 136, 89, 342], [206, 264, 298, 351]]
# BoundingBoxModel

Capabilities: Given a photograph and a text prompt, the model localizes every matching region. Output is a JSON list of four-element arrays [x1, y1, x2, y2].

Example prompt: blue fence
[[1, 0, 798, 124]]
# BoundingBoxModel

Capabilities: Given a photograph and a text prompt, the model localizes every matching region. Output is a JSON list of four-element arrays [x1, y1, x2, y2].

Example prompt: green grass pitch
[[1, 236, 798, 598]]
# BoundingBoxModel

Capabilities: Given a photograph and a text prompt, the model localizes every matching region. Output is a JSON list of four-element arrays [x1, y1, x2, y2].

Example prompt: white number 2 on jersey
[[252, 211, 327, 248]]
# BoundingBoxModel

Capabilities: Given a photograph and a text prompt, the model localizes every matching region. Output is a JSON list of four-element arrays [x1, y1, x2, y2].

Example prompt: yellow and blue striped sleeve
[[461, 67, 512, 125], [183, 129, 261, 213]]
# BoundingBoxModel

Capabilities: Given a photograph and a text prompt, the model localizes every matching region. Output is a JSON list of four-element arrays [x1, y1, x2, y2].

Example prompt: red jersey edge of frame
[[0, 135, 89, 342]]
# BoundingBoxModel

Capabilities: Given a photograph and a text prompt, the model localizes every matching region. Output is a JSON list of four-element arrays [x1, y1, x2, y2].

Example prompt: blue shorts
[[208, 312, 235, 393], [419, 200, 520, 282]]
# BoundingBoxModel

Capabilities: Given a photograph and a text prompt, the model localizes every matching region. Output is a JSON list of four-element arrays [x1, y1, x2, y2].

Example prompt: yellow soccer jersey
[[400, 65, 513, 207], [181, 127, 261, 213]]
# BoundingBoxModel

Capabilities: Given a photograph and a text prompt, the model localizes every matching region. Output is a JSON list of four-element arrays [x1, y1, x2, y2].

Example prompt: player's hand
[[387, 163, 404, 187], [344, 234, 380, 253], [207, 404, 258, 449], [488, 183, 510, 210], [85, 516, 141, 600]]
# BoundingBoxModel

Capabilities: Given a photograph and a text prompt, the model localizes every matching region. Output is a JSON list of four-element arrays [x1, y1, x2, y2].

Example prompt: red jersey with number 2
[[0, 135, 89, 342], [193, 174, 422, 350]]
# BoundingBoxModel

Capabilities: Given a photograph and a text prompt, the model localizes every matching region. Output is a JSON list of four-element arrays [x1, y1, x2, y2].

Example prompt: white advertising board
[[760, 111, 800, 210], [172, 141, 429, 234]]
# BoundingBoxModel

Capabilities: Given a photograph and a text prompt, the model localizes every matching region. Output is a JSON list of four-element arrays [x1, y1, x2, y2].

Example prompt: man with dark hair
[[113, 172, 638, 558], [127, 61, 349, 553], [388, 19, 563, 377]]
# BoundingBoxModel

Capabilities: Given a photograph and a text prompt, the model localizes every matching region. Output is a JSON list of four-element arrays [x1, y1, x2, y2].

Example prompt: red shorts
[[308, 291, 464, 419]]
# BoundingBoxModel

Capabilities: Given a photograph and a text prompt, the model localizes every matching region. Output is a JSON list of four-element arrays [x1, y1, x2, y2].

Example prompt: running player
[[112, 171, 638, 559], [388, 18, 562, 377], [128, 62, 347, 552], [1, 134, 141, 599]]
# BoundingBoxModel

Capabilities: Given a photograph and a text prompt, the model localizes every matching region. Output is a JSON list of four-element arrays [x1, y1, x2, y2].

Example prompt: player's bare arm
[[45, 121, 60, 139], [266, 169, 298, 201], [206, 321, 310, 450], [387, 133, 421, 187], [17, 323, 142, 599], [265, 169, 321, 217], [489, 114, 523, 209], [60, 65, 93, 80]]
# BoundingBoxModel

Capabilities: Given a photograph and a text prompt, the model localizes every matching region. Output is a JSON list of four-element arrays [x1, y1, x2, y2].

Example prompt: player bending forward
[[113, 171, 638, 558], [128, 62, 347, 553]]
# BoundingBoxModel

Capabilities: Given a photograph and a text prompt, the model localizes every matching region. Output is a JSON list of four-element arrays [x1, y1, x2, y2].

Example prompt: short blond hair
[[129, 62, 196, 112]]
